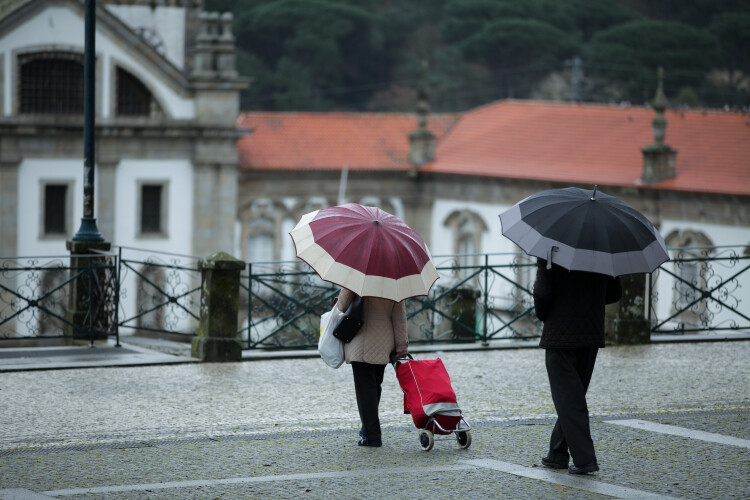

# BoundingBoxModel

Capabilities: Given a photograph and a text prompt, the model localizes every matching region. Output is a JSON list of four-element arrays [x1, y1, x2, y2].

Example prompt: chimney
[[641, 67, 677, 183], [408, 61, 436, 171]]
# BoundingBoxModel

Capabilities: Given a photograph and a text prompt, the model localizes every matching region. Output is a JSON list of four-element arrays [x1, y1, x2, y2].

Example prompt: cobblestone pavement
[[1, 341, 748, 499]]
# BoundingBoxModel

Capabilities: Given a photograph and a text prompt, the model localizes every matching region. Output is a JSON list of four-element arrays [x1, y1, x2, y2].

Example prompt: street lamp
[[72, 0, 104, 242]]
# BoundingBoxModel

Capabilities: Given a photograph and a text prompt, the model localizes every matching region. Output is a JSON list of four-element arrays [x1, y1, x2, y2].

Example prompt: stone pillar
[[435, 286, 480, 341], [605, 273, 651, 345], [192, 162, 238, 258], [96, 160, 118, 241], [66, 240, 113, 344], [0, 161, 19, 257], [192, 251, 244, 362]]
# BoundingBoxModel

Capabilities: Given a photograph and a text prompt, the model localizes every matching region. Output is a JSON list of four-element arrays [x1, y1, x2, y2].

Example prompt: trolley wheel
[[456, 430, 472, 449], [419, 430, 434, 451]]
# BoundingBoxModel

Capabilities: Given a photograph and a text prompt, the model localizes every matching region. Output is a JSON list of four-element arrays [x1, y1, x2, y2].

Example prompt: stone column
[[605, 273, 651, 345], [96, 160, 118, 241], [192, 251, 244, 362], [0, 161, 19, 257]]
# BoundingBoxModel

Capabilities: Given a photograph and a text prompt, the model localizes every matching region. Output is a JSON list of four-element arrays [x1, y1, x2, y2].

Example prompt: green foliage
[[204, 0, 749, 111], [586, 20, 718, 103], [710, 13, 750, 105]]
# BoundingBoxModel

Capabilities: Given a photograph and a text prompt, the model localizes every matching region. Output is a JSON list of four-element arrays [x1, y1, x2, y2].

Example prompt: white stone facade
[[0, 0, 246, 260]]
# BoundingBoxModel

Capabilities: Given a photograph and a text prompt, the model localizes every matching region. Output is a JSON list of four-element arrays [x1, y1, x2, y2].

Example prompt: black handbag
[[333, 296, 365, 343]]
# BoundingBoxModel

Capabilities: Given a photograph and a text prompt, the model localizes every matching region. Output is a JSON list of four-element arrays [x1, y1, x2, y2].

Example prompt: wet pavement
[[0, 338, 748, 499]]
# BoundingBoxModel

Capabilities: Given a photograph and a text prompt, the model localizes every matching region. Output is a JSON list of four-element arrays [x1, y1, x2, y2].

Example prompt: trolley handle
[[390, 352, 414, 367]]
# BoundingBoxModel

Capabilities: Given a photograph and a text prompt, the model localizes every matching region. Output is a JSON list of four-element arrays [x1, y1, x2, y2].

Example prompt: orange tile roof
[[237, 112, 459, 170], [426, 100, 750, 196], [237, 101, 750, 196]]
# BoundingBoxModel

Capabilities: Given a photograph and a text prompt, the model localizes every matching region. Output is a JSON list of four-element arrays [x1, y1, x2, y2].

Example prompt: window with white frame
[[42, 182, 71, 237], [138, 182, 168, 236]]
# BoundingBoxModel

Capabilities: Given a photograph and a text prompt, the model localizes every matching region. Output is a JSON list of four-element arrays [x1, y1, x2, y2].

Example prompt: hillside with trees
[[205, 0, 750, 112]]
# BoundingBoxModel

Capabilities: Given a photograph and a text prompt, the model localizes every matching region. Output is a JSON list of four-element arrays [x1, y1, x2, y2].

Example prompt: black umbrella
[[499, 187, 669, 276]]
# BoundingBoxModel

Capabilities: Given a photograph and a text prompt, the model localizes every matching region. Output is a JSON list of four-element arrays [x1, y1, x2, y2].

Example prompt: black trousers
[[351, 362, 386, 441], [545, 347, 599, 467]]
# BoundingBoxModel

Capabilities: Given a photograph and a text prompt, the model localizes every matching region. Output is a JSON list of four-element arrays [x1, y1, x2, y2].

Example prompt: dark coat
[[533, 259, 622, 348]]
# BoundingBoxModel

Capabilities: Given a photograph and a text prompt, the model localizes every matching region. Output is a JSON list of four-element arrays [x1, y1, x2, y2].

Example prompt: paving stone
[[0, 341, 747, 498]]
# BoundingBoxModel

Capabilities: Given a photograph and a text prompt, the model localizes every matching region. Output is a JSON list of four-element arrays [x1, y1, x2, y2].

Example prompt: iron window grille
[[116, 66, 154, 117], [19, 51, 84, 115]]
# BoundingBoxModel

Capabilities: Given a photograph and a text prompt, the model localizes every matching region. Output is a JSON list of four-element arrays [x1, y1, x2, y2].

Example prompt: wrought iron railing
[[0, 253, 118, 343], [3, 245, 747, 347], [240, 253, 542, 349], [649, 246, 750, 334], [115, 246, 201, 338]]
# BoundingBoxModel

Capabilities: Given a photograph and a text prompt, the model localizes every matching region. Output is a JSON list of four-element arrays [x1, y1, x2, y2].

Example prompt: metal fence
[[240, 253, 542, 349], [0, 252, 118, 344], [648, 246, 750, 335], [115, 246, 201, 339], [2, 246, 748, 347]]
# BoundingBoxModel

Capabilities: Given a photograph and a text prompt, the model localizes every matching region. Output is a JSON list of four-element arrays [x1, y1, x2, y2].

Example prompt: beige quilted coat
[[337, 288, 408, 365]]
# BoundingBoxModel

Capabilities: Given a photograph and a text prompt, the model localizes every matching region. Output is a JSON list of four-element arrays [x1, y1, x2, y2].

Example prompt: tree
[[460, 18, 581, 98], [586, 20, 718, 104], [709, 13, 750, 106], [230, 0, 385, 110]]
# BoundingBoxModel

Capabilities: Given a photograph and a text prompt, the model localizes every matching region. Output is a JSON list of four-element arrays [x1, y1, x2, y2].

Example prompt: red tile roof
[[237, 112, 459, 170], [237, 100, 750, 196]]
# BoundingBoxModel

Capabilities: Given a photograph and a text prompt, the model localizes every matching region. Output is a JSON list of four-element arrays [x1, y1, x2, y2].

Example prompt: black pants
[[351, 362, 386, 441], [545, 347, 599, 467]]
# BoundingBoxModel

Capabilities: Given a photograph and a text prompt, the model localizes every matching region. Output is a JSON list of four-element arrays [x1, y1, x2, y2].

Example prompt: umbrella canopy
[[290, 203, 439, 302], [499, 187, 669, 276]]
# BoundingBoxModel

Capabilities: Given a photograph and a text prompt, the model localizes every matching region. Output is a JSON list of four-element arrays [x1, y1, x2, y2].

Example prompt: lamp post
[[72, 0, 103, 242], [66, 0, 109, 343]]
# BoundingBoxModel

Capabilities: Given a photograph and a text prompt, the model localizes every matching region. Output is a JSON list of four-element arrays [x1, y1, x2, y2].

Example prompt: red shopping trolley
[[393, 354, 472, 451]]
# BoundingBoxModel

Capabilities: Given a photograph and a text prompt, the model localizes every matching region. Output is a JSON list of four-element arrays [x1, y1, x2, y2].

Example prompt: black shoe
[[359, 429, 366, 439], [358, 438, 382, 447], [541, 457, 568, 469], [569, 462, 599, 474]]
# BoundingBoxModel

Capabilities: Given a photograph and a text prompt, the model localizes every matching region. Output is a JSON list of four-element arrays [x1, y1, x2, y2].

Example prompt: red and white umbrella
[[290, 203, 439, 302]]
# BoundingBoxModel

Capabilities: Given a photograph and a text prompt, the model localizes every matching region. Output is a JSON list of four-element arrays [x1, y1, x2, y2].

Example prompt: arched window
[[19, 51, 84, 114], [116, 66, 161, 117], [444, 210, 488, 284], [665, 230, 713, 326], [247, 216, 275, 263]]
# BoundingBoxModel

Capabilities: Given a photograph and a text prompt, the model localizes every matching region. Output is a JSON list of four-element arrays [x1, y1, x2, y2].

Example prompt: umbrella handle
[[546, 246, 559, 270]]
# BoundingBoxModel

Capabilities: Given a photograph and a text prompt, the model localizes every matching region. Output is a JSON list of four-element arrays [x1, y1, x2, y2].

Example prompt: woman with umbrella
[[291, 203, 439, 447], [500, 186, 669, 474]]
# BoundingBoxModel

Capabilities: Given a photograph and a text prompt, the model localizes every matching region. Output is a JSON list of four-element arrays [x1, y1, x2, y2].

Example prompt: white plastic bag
[[318, 304, 345, 368]]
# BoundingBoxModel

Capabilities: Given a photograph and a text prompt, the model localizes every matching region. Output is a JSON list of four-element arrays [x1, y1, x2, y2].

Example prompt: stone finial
[[215, 12, 238, 78], [191, 11, 217, 77], [219, 12, 235, 42], [408, 61, 436, 170], [651, 67, 668, 145], [640, 67, 677, 183]]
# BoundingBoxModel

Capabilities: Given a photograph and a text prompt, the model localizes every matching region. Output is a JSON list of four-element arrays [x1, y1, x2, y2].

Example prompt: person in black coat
[[533, 258, 622, 474]]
